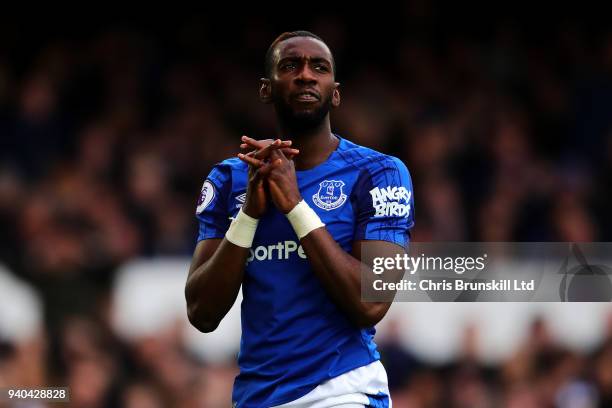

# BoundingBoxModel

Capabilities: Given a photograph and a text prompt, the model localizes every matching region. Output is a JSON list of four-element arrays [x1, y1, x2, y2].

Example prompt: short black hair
[[264, 30, 336, 78]]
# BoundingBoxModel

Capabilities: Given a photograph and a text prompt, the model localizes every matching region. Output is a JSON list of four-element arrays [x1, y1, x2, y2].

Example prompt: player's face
[[267, 37, 340, 129]]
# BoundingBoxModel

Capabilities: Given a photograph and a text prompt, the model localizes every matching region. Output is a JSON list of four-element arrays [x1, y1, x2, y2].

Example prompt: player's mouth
[[293, 91, 320, 102]]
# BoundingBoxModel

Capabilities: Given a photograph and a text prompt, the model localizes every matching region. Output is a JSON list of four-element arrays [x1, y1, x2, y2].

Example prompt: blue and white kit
[[195, 135, 415, 407]]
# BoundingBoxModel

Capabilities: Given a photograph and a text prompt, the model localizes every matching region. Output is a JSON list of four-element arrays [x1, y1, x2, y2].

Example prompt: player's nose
[[295, 64, 317, 84]]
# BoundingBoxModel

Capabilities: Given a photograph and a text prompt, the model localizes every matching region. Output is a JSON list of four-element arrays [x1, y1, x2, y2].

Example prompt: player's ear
[[259, 78, 272, 104], [332, 82, 341, 108]]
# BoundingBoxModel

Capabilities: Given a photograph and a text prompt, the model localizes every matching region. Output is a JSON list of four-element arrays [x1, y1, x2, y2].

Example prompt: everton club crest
[[312, 180, 347, 211]]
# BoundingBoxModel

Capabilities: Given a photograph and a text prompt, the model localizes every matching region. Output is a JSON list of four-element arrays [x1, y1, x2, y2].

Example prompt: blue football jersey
[[195, 134, 415, 407]]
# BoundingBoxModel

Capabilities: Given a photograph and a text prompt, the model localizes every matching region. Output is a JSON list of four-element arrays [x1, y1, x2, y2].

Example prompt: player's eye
[[314, 64, 329, 72], [281, 62, 296, 71]]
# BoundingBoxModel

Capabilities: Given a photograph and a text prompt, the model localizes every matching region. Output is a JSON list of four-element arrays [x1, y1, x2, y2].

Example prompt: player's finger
[[241, 137, 292, 150], [241, 135, 277, 145], [253, 139, 282, 159], [237, 153, 264, 167], [240, 141, 292, 150], [242, 147, 297, 161], [241, 136, 267, 150], [256, 158, 282, 177], [240, 141, 264, 150], [269, 148, 288, 162], [280, 148, 299, 156], [255, 165, 271, 179], [250, 165, 265, 183]]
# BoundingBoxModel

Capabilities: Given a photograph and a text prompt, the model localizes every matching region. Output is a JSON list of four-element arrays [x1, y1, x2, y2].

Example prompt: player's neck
[[277, 119, 338, 171]]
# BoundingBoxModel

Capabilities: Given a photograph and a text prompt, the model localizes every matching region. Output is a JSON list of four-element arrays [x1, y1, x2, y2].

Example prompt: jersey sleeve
[[195, 163, 232, 242], [352, 156, 415, 248]]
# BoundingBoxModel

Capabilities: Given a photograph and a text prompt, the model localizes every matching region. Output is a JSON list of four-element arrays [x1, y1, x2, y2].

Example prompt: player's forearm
[[185, 239, 248, 332], [300, 229, 388, 327]]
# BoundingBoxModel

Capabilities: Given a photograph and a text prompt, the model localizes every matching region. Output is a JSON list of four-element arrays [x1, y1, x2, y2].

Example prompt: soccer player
[[185, 31, 414, 407]]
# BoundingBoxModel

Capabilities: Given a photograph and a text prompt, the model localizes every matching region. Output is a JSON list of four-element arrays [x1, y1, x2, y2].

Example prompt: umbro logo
[[229, 193, 247, 221], [235, 192, 246, 208]]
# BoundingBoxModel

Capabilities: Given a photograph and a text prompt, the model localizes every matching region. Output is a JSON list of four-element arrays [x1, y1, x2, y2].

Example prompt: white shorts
[[271, 360, 392, 408]]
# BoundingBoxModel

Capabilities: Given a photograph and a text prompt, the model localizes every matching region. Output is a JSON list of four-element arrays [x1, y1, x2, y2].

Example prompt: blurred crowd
[[379, 316, 612, 407], [2, 310, 612, 407], [1, 7, 612, 408]]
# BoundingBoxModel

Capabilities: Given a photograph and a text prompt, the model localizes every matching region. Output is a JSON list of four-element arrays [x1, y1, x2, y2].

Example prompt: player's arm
[[186, 139, 298, 333], [185, 165, 254, 333], [186, 238, 251, 333], [253, 149, 413, 328], [299, 230, 404, 327]]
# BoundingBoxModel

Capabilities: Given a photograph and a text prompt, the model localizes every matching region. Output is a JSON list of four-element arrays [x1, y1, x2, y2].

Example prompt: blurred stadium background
[[1, 5, 612, 407]]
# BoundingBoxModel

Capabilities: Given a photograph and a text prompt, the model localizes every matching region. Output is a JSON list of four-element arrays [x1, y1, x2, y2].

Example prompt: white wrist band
[[286, 200, 325, 239], [225, 208, 259, 248]]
